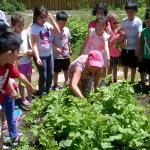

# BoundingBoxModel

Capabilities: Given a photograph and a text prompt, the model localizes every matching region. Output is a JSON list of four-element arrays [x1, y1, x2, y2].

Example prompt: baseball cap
[[88, 50, 103, 67], [0, 10, 10, 27]]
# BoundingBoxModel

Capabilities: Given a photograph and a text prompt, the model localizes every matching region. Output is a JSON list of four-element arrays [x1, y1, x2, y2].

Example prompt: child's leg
[[63, 70, 69, 83], [54, 72, 59, 86], [2, 95, 18, 139], [102, 67, 106, 78], [19, 83, 25, 99], [26, 75, 32, 98], [46, 54, 54, 93], [113, 65, 118, 82], [131, 68, 136, 83], [123, 66, 128, 80], [107, 65, 113, 82], [140, 72, 145, 83], [0, 106, 3, 150], [2, 112, 6, 126]]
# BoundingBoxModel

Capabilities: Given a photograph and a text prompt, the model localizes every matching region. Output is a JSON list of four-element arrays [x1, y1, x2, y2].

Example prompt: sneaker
[[22, 98, 30, 106], [27, 96, 33, 101], [10, 133, 22, 146], [139, 81, 146, 88], [100, 80, 106, 87], [14, 109, 22, 116], [52, 85, 60, 91], [3, 145, 11, 150]]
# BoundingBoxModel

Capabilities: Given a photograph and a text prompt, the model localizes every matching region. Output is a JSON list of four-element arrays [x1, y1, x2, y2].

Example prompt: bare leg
[[2, 112, 6, 126], [123, 66, 128, 80], [63, 70, 69, 83], [140, 72, 145, 83], [131, 68, 136, 83], [113, 65, 118, 82], [102, 67, 106, 78], [19, 83, 25, 99], [107, 65, 113, 82], [26, 75, 32, 98], [53, 72, 59, 86]]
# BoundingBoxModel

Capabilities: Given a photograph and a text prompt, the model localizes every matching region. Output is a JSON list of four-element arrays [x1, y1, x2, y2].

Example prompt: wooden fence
[[21, 0, 150, 10]]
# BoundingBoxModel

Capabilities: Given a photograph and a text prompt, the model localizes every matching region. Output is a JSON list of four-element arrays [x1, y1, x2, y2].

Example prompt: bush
[[0, 0, 26, 12], [16, 82, 150, 149]]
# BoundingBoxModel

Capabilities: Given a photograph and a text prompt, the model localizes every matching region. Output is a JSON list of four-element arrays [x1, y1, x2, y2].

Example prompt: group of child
[[0, 0, 150, 148]]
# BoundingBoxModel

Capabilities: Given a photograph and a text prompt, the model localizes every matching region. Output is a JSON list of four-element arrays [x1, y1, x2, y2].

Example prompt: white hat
[[0, 10, 10, 27]]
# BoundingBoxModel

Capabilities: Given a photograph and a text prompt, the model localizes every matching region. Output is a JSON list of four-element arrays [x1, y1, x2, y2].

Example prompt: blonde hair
[[107, 12, 119, 22]]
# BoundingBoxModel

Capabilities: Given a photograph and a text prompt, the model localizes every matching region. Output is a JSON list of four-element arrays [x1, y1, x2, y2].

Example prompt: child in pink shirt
[[107, 13, 125, 83]]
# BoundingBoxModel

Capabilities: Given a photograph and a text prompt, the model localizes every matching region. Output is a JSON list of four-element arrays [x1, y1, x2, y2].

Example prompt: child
[[52, 11, 72, 90], [84, 16, 110, 86], [107, 13, 125, 83], [138, 12, 150, 87], [78, 2, 111, 56], [143, 7, 150, 29], [30, 5, 60, 96], [0, 32, 36, 149], [121, 1, 142, 83], [11, 13, 33, 105]]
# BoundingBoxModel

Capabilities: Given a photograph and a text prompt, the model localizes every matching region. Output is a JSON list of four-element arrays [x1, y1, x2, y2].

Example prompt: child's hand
[[10, 90, 18, 100], [47, 13, 53, 20], [70, 50, 73, 56], [27, 84, 36, 94], [37, 57, 42, 66], [56, 48, 62, 54], [26, 49, 34, 56]]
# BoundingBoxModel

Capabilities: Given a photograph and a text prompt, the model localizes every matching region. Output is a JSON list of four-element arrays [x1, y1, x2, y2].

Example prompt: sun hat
[[88, 50, 103, 67], [0, 10, 10, 27]]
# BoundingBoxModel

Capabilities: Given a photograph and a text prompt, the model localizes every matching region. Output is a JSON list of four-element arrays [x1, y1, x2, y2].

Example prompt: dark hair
[[56, 11, 68, 21], [92, 2, 108, 16], [0, 22, 9, 33], [125, 1, 138, 11], [0, 32, 22, 54], [11, 13, 24, 27], [146, 6, 150, 12], [33, 5, 47, 23], [96, 16, 108, 26], [145, 12, 150, 19]]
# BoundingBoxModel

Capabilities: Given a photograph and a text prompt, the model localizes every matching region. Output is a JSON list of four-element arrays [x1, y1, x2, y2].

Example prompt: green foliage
[[17, 82, 150, 149], [0, 0, 26, 12]]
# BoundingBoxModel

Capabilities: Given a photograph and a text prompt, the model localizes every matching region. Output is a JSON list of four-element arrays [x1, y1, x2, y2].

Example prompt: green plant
[[16, 82, 150, 149], [0, 0, 26, 12]]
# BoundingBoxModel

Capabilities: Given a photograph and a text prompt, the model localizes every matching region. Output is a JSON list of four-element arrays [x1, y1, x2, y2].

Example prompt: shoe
[[52, 85, 60, 91], [14, 109, 22, 116], [100, 80, 106, 87], [139, 81, 146, 88], [22, 98, 30, 106], [15, 115, 21, 121], [27, 96, 33, 101], [3, 145, 11, 150], [10, 133, 22, 146]]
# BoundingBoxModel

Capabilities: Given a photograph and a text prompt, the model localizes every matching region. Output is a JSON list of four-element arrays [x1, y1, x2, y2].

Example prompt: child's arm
[[137, 33, 143, 61], [30, 34, 42, 65], [48, 13, 60, 34], [8, 79, 18, 100], [105, 40, 110, 66], [78, 33, 89, 56], [52, 43, 62, 54], [68, 40, 72, 56], [17, 73, 36, 93], [135, 32, 141, 56]]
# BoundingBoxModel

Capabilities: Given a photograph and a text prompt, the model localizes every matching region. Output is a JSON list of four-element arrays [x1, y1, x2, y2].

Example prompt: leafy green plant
[[0, 0, 26, 12], [16, 82, 150, 149]]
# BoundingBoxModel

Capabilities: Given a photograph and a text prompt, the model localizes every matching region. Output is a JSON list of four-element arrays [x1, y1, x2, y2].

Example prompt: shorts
[[101, 51, 107, 67], [121, 49, 138, 68], [139, 57, 150, 74], [18, 62, 32, 75], [54, 58, 70, 72], [110, 56, 121, 65]]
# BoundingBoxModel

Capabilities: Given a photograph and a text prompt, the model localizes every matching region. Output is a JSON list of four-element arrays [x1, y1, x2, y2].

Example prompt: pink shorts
[[18, 62, 32, 75]]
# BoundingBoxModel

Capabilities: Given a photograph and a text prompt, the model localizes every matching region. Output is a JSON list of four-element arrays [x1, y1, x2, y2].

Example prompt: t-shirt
[[16, 30, 31, 65], [0, 64, 20, 103], [121, 17, 142, 50], [69, 55, 92, 80], [141, 27, 150, 59], [30, 22, 53, 57], [109, 30, 121, 57], [52, 27, 71, 59], [85, 28, 110, 54]]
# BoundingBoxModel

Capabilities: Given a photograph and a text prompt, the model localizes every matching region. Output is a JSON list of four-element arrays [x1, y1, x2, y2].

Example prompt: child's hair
[[146, 6, 150, 13], [56, 11, 68, 21], [107, 12, 119, 23], [11, 13, 24, 27], [145, 12, 150, 19], [96, 16, 108, 26], [0, 32, 22, 54], [0, 22, 9, 33], [33, 5, 48, 24], [125, 1, 138, 11], [92, 2, 108, 16]]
